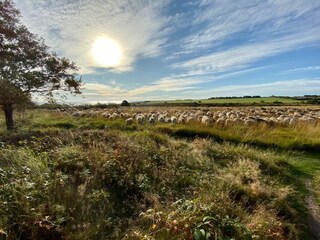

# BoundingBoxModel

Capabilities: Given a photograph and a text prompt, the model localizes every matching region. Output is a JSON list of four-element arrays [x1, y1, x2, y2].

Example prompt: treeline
[[209, 96, 261, 99]]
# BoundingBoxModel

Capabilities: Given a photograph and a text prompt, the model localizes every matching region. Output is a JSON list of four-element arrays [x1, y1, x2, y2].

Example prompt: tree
[[121, 100, 130, 106], [0, 0, 82, 130]]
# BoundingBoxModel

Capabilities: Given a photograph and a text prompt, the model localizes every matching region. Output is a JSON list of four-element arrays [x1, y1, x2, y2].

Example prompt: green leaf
[[193, 229, 205, 240]]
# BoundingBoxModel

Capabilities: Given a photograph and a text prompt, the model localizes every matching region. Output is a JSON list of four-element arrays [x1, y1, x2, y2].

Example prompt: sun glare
[[91, 37, 122, 67]]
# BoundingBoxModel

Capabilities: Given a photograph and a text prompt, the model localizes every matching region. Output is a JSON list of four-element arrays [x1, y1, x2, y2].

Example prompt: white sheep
[[149, 116, 156, 124], [126, 118, 134, 124], [216, 118, 225, 125], [165, 117, 171, 123], [186, 116, 195, 123], [171, 116, 177, 123], [289, 117, 298, 125], [178, 116, 185, 123], [136, 115, 145, 124], [244, 119, 256, 125], [158, 115, 165, 123], [201, 115, 212, 126]]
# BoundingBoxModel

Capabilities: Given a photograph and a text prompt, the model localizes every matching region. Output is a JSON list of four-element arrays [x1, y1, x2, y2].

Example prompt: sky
[[14, 0, 320, 104]]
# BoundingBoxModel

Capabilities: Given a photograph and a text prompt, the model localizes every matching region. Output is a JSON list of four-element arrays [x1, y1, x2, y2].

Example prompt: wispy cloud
[[161, 0, 320, 92], [284, 66, 320, 74], [82, 66, 267, 98], [183, 79, 320, 98], [85, 83, 126, 96], [172, 31, 320, 73], [83, 77, 201, 98], [15, 0, 171, 73], [180, 0, 320, 53]]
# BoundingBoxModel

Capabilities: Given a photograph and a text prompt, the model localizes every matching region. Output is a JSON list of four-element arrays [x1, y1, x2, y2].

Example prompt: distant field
[[135, 97, 305, 106]]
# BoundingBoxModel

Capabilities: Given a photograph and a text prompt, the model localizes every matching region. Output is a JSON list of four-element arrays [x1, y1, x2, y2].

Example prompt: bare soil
[[306, 180, 320, 240]]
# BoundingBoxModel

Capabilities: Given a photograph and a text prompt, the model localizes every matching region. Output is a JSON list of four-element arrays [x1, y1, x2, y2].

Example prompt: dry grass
[[0, 108, 319, 239]]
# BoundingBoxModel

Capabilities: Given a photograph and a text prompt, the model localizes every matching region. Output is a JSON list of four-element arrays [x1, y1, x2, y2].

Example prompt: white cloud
[[172, 31, 320, 73], [284, 66, 320, 74], [181, 0, 320, 53], [54, 78, 320, 104], [82, 77, 202, 98], [84, 83, 126, 96], [166, 0, 320, 85], [15, 0, 171, 73], [182, 79, 320, 98], [80, 66, 267, 99]]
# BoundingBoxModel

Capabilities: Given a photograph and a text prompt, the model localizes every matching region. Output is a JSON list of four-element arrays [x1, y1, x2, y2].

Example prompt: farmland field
[[0, 106, 320, 240], [134, 97, 305, 106]]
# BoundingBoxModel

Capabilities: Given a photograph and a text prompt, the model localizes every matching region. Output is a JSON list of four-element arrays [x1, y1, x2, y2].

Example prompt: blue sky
[[15, 0, 320, 103]]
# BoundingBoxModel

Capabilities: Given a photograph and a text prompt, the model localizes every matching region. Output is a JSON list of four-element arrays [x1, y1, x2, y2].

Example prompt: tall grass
[[0, 109, 319, 239], [156, 121, 320, 152]]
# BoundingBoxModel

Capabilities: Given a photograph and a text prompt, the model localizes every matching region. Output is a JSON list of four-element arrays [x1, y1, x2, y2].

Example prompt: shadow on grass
[[156, 125, 320, 153]]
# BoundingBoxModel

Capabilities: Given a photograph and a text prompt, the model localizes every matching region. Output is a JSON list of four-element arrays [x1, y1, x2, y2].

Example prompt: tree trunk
[[3, 105, 14, 130]]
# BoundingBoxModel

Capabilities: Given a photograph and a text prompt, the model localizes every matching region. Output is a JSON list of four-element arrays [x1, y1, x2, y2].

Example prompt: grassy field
[[134, 97, 305, 106], [0, 109, 320, 239]]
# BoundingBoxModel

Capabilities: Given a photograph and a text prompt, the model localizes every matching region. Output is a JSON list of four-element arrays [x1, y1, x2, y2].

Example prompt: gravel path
[[306, 180, 320, 240]]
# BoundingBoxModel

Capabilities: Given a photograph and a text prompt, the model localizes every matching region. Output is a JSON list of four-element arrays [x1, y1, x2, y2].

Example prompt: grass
[[134, 97, 305, 106], [0, 109, 320, 239], [155, 121, 320, 152]]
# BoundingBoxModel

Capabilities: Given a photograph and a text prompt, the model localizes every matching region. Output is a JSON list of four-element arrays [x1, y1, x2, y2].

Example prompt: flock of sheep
[[61, 107, 320, 126]]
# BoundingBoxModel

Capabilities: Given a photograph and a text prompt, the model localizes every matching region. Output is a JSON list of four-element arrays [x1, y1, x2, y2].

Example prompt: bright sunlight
[[91, 37, 122, 67]]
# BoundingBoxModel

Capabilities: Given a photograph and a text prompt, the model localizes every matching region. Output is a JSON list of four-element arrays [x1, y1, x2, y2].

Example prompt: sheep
[[216, 118, 225, 125], [195, 110, 203, 117], [178, 116, 185, 123], [218, 112, 225, 118], [201, 115, 212, 126], [229, 113, 236, 120], [244, 119, 256, 125], [126, 118, 134, 124], [289, 117, 298, 125], [232, 118, 243, 124], [136, 115, 144, 124], [171, 116, 177, 123], [206, 111, 213, 117], [149, 116, 156, 124], [282, 117, 291, 124], [164, 117, 171, 123], [186, 116, 195, 123], [72, 111, 81, 117], [225, 118, 234, 125], [158, 115, 165, 123], [110, 113, 119, 119], [102, 112, 110, 117], [299, 117, 316, 124], [293, 111, 302, 117], [269, 116, 277, 123]]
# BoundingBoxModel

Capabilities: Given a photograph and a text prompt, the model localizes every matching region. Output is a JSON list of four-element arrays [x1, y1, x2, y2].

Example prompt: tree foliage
[[0, 0, 82, 130], [121, 100, 130, 106]]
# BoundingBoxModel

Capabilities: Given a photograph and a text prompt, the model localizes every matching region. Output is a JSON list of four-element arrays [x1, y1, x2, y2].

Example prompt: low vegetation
[[0, 109, 320, 239], [133, 97, 306, 107]]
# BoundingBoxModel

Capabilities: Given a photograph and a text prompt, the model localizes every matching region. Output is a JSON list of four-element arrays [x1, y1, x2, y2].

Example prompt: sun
[[91, 37, 122, 67]]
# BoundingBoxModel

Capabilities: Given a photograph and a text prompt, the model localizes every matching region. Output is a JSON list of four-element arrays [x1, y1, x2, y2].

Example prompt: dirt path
[[306, 180, 320, 240]]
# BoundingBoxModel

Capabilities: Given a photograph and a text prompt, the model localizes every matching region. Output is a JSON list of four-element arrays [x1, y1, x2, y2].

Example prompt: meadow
[[133, 97, 305, 106], [0, 107, 320, 240]]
